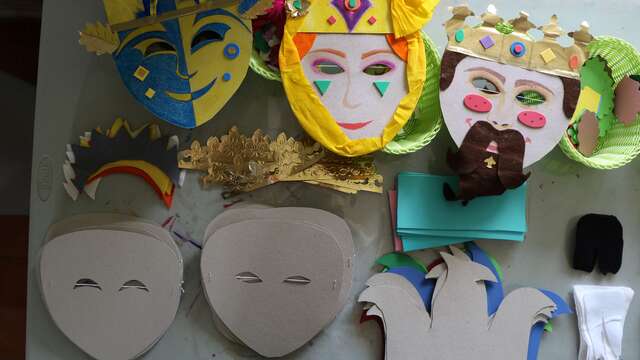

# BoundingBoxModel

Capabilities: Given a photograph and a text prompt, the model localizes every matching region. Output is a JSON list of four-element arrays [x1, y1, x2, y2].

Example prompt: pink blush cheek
[[518, 110, 547, 128], [463, 94, 492, 113]]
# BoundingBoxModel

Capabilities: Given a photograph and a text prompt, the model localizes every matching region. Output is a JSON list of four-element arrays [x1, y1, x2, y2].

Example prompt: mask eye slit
[[283, 275, 311, 285], [235, 272, 262, 283], [74, 278, 101, 290], [144, 41, 176, 57], [471, 77, 501, 95], [119, 280, 149, 292]]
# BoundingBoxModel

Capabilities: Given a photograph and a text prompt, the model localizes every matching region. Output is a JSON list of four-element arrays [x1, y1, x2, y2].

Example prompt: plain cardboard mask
[[201, 218, 350, 357], [40, 229, 182, 360]]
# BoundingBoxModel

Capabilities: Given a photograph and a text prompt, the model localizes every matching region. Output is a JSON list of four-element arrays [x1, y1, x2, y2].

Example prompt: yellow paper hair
[[390, 0, 439, 37], [280, 16, 426, 156]]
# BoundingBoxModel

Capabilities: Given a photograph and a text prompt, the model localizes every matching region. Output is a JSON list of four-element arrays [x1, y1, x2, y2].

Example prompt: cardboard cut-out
[[279, 0, 440, 156], [615, 75, 640, 126], [40, 217, 182, 360], [439, 6, 592, 200], [178, 126, 383, 196], [201, 208, 354, 357], [203, 206, 354, 310], [80, 0, 272, 128], [359, 246, 569, 360], [63, 118, 182, 207]]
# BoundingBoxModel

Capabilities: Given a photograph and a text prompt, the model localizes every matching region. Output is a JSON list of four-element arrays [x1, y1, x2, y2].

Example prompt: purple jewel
[[331, 0, 371, 32], [479, 35, 496, 49]]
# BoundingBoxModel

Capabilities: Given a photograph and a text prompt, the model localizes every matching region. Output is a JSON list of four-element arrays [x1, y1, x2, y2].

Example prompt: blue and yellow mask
[[80, 0, 272, 128]]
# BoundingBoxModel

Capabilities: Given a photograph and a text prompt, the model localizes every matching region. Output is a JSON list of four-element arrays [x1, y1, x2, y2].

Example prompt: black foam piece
[[573, 214, 623, 275]]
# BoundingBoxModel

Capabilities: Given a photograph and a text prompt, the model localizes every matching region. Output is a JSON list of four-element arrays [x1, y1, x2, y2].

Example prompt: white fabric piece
[[573, 285, 634, 360]]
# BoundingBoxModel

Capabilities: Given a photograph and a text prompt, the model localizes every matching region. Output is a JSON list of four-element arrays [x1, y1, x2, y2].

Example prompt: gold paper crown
[[178, 127, 383, 196], [444, 4, 594, 79]]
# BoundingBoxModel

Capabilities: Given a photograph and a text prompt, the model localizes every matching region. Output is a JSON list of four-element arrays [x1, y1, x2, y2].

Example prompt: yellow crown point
[[444, 5, 474, 34], [569, 21, 594, 47], [509, 11, 536, 34], [444, 6, 592, 79], [539, 15, 563, 40], [480, 4, 502, 27]]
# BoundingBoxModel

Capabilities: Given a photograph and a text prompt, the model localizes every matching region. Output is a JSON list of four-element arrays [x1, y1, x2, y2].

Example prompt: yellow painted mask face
[[279, 0, 439, 156], [111, 0, 255, 128]]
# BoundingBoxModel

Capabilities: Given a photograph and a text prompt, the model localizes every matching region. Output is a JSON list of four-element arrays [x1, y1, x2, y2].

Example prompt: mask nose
[[176, 54, 196, 80], [342, 75, 362, 109]]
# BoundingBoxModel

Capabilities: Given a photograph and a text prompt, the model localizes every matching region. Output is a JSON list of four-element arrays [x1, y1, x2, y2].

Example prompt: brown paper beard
[[446, 121, 530, 202]]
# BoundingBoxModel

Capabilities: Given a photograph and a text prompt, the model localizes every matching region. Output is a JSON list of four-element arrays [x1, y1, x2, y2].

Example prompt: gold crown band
[[444, 5, 593, 79]]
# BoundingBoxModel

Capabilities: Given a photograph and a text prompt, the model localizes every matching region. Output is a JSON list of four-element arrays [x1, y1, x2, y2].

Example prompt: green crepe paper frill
[[559, 36, 640, 169], [250, 48, 281, 81], [384, 32, 443, 154]]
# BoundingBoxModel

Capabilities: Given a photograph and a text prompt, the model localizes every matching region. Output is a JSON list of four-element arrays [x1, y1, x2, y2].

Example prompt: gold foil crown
[[178, 127, 383, 197], [444, 4, 594, 79]]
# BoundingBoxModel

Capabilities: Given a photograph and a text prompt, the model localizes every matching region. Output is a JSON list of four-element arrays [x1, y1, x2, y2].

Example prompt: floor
[[0, 2, 41, 359]]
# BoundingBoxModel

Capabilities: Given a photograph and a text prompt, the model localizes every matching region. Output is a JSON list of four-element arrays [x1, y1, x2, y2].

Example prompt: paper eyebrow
[[361, 49, 395, 59], [515, 79, 554, 95], [465, 67, 506, 85], [74, 278, 101, 290], [308, 48, 347, 58]]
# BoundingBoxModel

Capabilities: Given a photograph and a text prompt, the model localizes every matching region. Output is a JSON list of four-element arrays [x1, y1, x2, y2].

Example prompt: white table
[[27, 0, 640, 358]]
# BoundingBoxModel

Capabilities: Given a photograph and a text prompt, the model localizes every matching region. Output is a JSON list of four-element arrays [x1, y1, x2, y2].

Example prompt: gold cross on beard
[[484, 156, 496, 169]]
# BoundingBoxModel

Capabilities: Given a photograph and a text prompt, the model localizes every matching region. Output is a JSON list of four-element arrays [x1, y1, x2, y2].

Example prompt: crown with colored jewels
[[294, 0, 439, 37], [445, 4, 594, 79]]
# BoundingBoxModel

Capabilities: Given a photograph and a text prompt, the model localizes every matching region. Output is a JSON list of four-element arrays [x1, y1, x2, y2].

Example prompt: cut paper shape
[[386, 267, 434, 311], [178, 127, 383, 196], [573, 214, 624, 275], [81, 0, 273, 128], [395, 172, 527, 251], [440, 55, 571, 169], [540, 48, 557, 64], [359, 245, 570, 360], [201, 207, 354, 357], [314, 79, 332, 95], [577, 111, 600, 156], [373, 80, 390, 97], [376, 252, 426, 273], [280, 0, 440, 156], [441, 6, 591, 196], [574, 285, 634, 360], [614, 75, 640, 125], [387, 190, 403, 252], [571, 56, 616, 139], [63, 118, 182, 208], [479, 35, 495, 49], [40, 214, 182, 360], [446, 121, 530, 202]]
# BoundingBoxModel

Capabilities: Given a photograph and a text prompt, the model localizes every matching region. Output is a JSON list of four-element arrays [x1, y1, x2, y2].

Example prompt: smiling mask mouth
[[165, 77, 217, 102]]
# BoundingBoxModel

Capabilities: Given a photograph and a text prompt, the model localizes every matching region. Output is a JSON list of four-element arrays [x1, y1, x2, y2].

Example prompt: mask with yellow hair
[[279, 0, 440, 156]]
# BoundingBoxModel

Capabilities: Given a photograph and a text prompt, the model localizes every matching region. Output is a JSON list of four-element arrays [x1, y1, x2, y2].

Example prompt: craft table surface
[[27, 0, 640, 359]]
